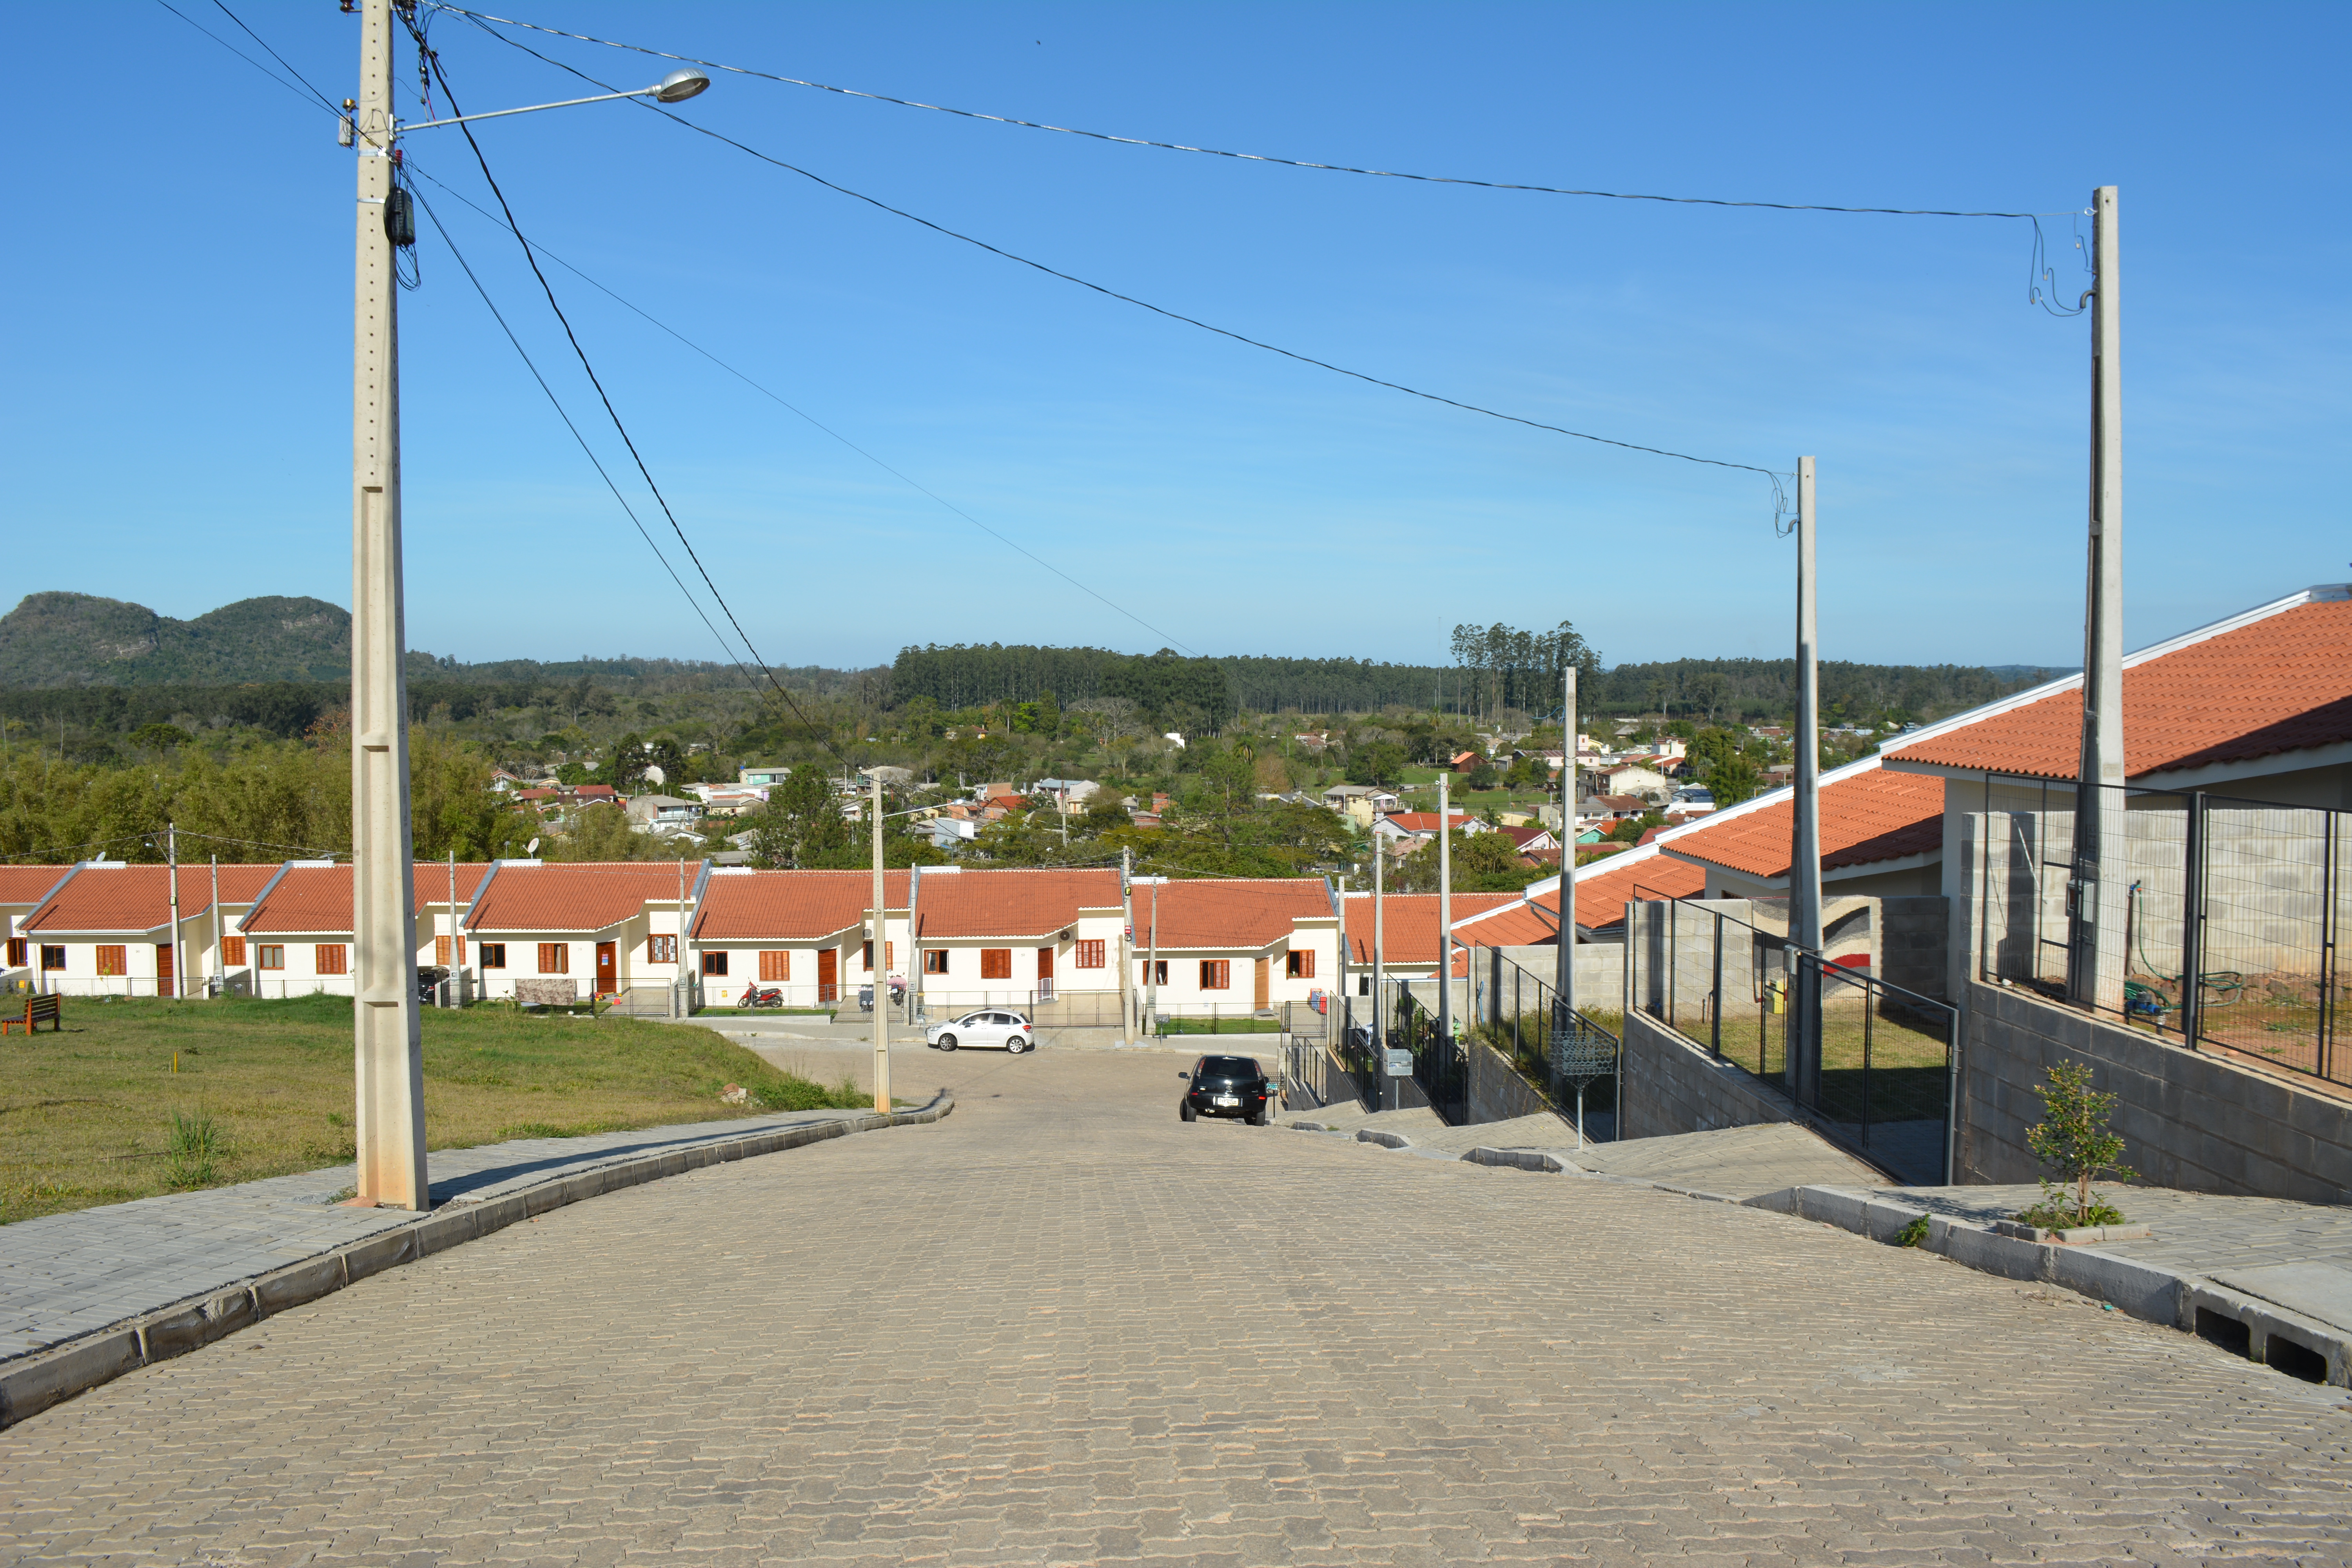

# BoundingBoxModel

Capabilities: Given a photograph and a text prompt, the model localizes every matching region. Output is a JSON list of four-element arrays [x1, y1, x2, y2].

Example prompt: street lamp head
[[654, 68, 710, 103]]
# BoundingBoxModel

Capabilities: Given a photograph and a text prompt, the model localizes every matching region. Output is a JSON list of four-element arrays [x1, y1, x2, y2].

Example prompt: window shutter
[[436, 936, 451, 966], [759, 950, 789, 982]]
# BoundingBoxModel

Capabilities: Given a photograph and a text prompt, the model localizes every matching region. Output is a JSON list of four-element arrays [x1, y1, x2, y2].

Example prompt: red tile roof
[[692, 870, 910, 942], [1492, 825, 1556, 848], [1661, 764, 1944, 881], [1338, 892, 1520, 965], [463, 862, 692, 935], [912, 868, 1122, 940], [1137, 878, 1330, 951], [1380, 812, 1473, 833], [1889, 590, 2352, 781], [0, 867, 76, 906], [22, 864, 283, 934], [243, 864, 493, 936]]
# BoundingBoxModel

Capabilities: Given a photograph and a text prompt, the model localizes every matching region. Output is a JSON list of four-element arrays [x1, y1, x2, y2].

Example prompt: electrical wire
[[207, 0, 340, 113], [408, 37, 858, 771], [404, 165, 1205, 657], [428, 4, 2082, 221], [444, 17, 1794, 516], [151, 0, 338, 115]]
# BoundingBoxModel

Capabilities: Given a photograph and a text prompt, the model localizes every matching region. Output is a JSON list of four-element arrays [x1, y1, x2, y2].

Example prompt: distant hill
[[0, 592, 353, 686]]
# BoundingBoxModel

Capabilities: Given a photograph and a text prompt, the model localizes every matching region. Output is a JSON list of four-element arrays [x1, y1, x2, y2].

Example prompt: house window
[[862, 940, 894, 972], [702, 951, 729, 977], [537, 943, 568, 975], [4, 938, 24, 967], [1142, 959, 1168, 986], [479, 943, 507, 970], [648, 934, 677, 964], [96, 946, 127, 976], [221, 936, 246, 966], [1074, 939, 1105, 969], [40, 944, 65, 971], [923, 948, 949, 975], [980, 948, 1012, 980], [1286, 949, 1315, 979], [315, 945, 348, 976], [1199, 960, 1231, 991], [1357, 973, 1371, 996], [434, 935, 466, 966], [759, 950, 790, 982], [258, 945, 285, 971]]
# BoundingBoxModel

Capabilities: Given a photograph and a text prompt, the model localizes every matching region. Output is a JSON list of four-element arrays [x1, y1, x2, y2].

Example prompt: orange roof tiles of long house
[[242, 864, 493, 936], [1660, 764, 1945, 882], [692, 870, 910, 942], [1338, 892, 1521, 966], [912, 867, 1121, 941], [0, 866, 78, 906], [1137, 878, 1330, 951], [462, 861, 687, 935], [1887, 585, 2352, 782], [21, 864, 284, 934]]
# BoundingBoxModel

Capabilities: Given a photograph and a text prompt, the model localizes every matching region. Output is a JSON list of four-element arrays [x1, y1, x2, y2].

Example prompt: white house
[[688, 868, 911, 1008], [15, 862, 281, 998], [1131, 877, 1338, 1018]]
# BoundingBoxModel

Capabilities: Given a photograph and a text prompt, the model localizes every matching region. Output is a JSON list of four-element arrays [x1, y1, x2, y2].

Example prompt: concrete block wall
[[1465, 1035, 1569, 1127], [1958, 979, 2352, 1203], [1879, 897, 1949, 1000], [1619, 1008, 1795, 1142]]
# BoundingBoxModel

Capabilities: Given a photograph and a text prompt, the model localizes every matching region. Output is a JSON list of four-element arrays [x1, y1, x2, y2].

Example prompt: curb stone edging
[[1742, 1183, 2350, 1388], [0, 1093, 955, 1430]]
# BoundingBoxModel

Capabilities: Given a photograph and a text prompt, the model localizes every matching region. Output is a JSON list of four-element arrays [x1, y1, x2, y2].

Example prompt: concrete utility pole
[[2070, 185, 2127, 1015], [1437, 773, 1453, 1056], [209, 855, 221, 1001], [348, 0, 426, 1209], [1119, 847, 1134, 1044], [165, 822, 181, 1001], [445, 849, 459, 1007], [1373, 832, 1388, 1111], [870, 771, 890, 1113], [1555, 664, 1577, 1019], [1146, 877, 1160, 1038], [1791, 456, 1824, 957]]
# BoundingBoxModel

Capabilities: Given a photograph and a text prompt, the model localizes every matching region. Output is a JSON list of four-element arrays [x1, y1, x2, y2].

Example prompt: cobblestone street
[[4, 1046, 2348, 1566]]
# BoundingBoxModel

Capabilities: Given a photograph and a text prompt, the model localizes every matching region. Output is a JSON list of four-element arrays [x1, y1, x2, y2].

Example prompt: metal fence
[[1969, 779, 2348, 1089], [1629, 898, 1957, 1185], [1467, 947, 1621, 1134]]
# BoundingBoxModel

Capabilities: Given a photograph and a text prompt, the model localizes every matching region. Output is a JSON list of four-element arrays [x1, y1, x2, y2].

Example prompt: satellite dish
[[526, 838, 541, 856]]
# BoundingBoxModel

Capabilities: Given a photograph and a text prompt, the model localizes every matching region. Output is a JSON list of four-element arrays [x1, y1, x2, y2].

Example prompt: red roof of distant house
[[986, 795, 1028, 811], [512, 788, 559, 803], [692, 870, 910, 942], [1381, 811, 1473, 833], [1521, 846, 1563, 867], [1662, 764, 1944, 881], [1338, 892, 1519, 965], [572, 785, 620, 799], [912, 867, 1121, 940], [463, 861, 695, 934], [1888, 588, 2352, 782], [1587, 795, 1648, 812], [1492, 824, 1557, 849], [242, 864, 492, 936], [22, 864, 284, 934], [1139, 878, 1330, 951]]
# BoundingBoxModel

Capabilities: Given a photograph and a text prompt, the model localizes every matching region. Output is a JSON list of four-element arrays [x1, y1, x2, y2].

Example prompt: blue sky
[[2, 2, 2343, 675]]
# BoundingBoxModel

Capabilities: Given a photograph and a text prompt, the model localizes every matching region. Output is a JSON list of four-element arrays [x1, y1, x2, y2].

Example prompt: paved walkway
[[5, 1048, 2350, 1565], [0, 1108, 869, 1363], [1851, 1181, 2352, 1332]]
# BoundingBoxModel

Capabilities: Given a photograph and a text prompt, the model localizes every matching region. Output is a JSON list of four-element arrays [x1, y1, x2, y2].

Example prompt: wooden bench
[[0, 994, 61, 1034]]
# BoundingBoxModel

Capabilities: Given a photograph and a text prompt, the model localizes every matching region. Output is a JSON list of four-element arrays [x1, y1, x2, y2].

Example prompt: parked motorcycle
[[740, 985, 784, 1009]]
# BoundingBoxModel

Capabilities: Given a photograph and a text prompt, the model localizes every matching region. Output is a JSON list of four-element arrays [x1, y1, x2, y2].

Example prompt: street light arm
[[398, 84, 662, 133]]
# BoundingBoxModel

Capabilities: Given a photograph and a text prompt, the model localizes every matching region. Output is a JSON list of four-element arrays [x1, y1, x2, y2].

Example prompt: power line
[[410, 36, 858, 771], [445, 16, 1793, 513], [208, 0, 340, 112], [429, 4, 2082, 221], [405, 166, 1205, 657], [151, 0, 338, 114]]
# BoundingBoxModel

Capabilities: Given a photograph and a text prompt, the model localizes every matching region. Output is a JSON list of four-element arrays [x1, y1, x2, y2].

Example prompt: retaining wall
[[1465, 1034, 1569, 1126], [1958, 979, 2352, 1202], [1619, 1008, 1795, 1141]]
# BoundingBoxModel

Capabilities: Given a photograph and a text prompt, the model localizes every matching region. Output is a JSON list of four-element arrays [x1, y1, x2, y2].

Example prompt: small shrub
[[166, 1108, 229, 1189], [2019, 1059, 2136, 1228], [1893, 1214, 1929, 1248]]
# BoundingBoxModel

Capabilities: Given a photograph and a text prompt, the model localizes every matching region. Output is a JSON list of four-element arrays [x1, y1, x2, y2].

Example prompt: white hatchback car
[[925, 1010, 1034, 1054]]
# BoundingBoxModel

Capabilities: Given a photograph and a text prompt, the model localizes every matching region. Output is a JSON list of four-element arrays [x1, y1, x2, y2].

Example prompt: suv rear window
[[1198, 1056, 1261, 1080]]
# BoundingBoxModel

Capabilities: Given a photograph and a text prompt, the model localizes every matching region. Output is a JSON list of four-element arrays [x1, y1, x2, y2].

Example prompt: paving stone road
[[4, 1045, 2349, 1566]]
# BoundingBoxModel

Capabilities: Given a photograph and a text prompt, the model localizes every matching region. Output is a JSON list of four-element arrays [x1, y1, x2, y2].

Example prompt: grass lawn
[[1156, 1017, 1285, 1035], [0, 995, 868, 1225]]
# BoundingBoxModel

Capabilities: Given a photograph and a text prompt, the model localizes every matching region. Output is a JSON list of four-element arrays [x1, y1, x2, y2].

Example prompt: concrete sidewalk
[[0, 1107, 879, 1365]]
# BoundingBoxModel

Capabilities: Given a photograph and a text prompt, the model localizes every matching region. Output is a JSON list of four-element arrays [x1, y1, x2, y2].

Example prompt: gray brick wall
[[1465, 1035, 1567, 1126], [1619, 1008, 1794, 1142], [1958, 979, 2352, 1203]]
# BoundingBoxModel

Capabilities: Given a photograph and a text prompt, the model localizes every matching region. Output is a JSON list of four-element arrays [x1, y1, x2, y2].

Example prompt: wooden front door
[[817, 947, 838, 1003], [1253, 956, 1270, 1010], [156, 944, 174, 1000], [595, 942, 618, 996]]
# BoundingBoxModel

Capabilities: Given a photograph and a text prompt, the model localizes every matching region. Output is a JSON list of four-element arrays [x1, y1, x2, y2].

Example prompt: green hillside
[[0, 592, 352, 685]]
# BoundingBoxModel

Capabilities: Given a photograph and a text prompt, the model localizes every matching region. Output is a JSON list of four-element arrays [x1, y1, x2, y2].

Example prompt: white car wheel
[[937, 1034, 958, 1051], [1005, 1036, 1028, 1055]]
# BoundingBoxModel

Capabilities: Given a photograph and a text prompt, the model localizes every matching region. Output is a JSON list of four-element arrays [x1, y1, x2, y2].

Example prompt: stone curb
[[0, 1092, 955, 1430], [1742, 1183, 2349, 1389]]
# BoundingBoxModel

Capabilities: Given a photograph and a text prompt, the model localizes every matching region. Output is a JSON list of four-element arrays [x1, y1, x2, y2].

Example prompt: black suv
[[1178, 1054, 1275, 1126]]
